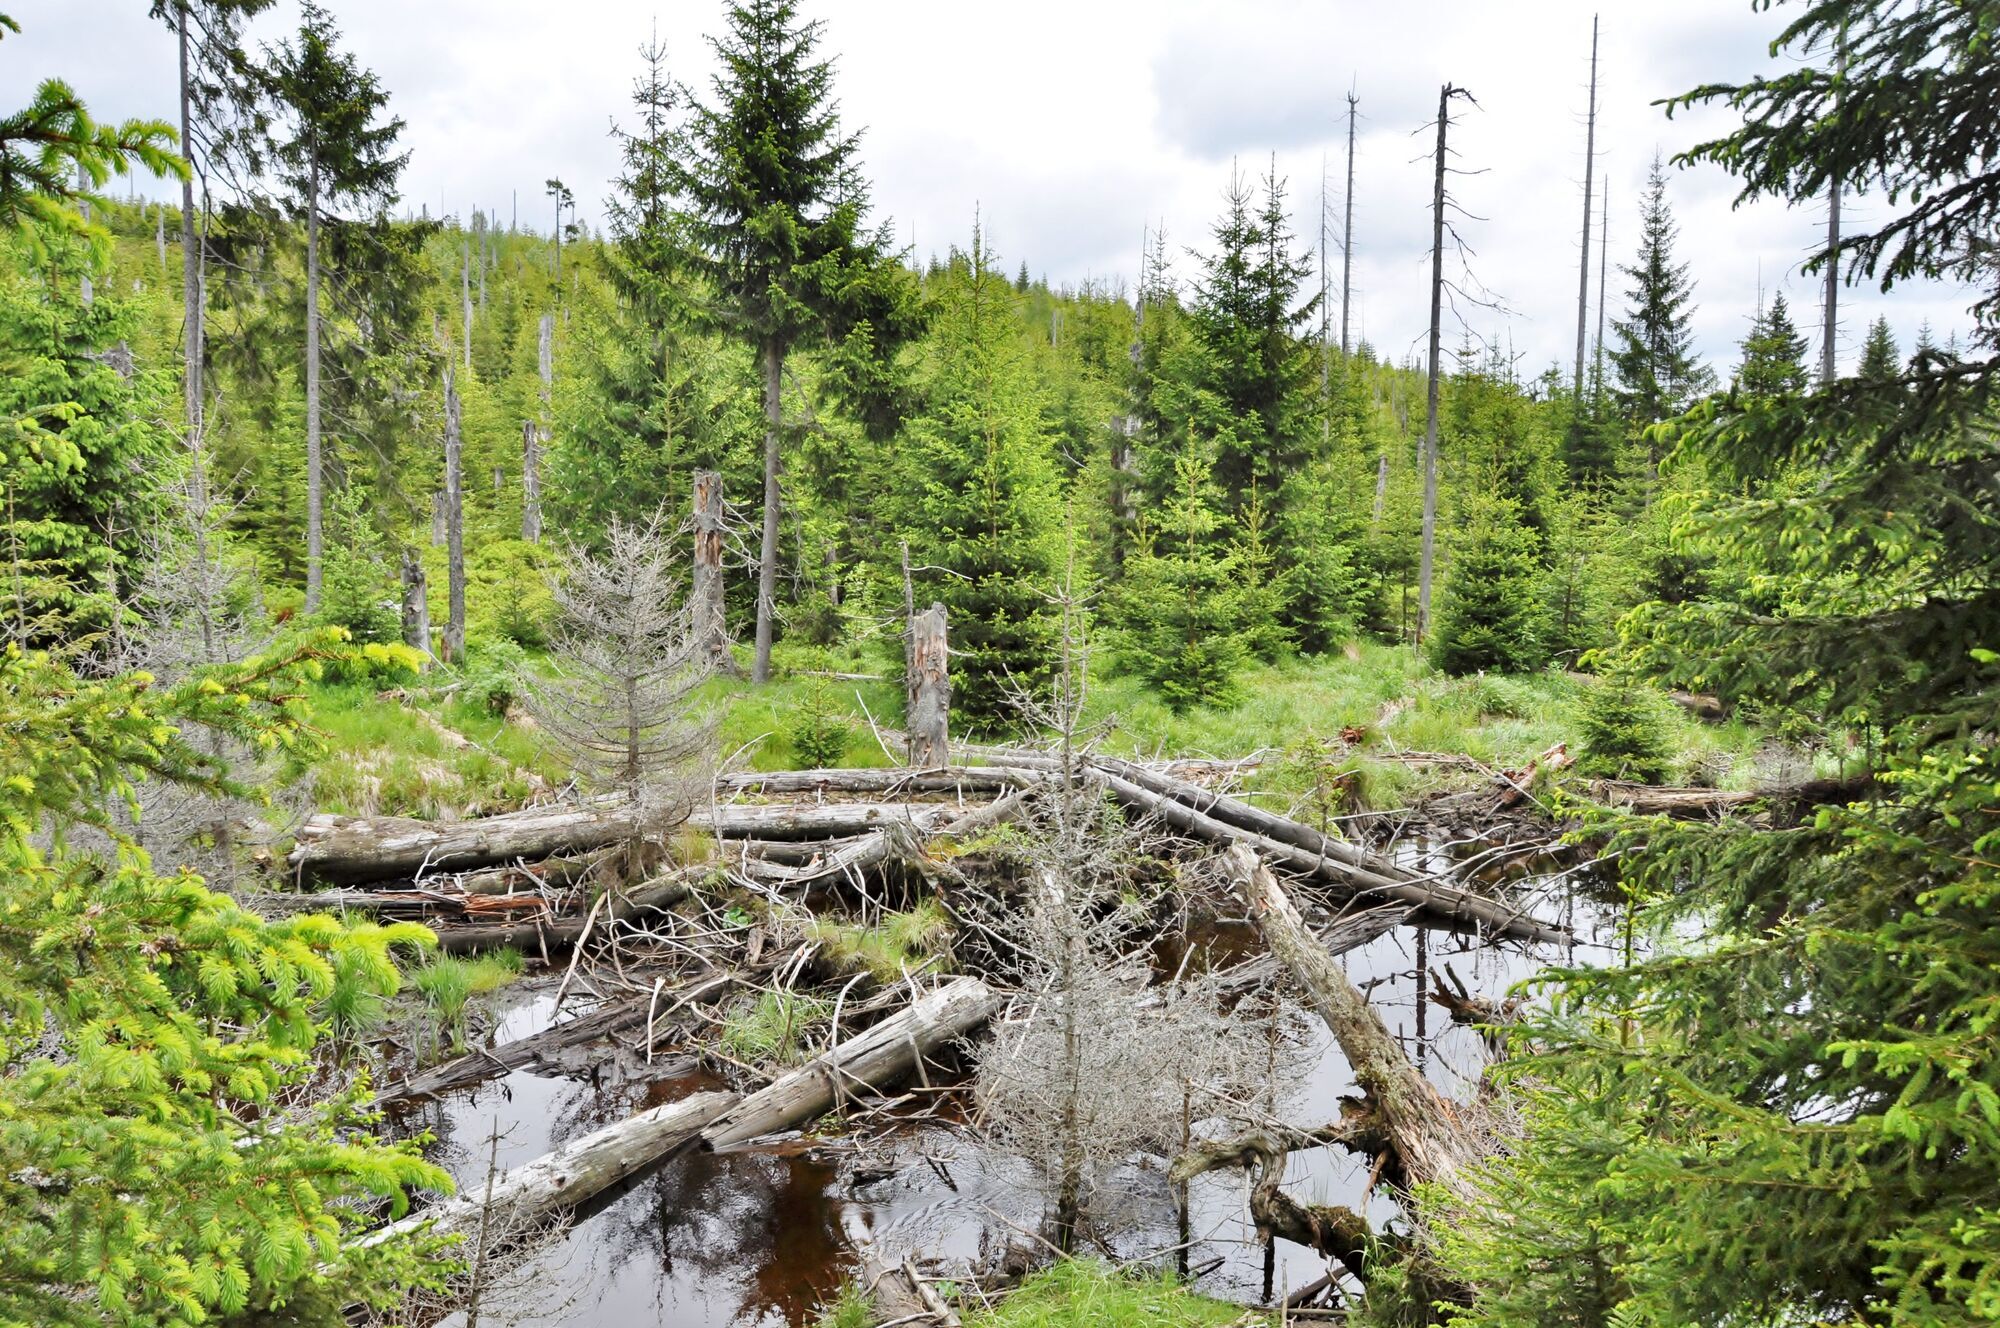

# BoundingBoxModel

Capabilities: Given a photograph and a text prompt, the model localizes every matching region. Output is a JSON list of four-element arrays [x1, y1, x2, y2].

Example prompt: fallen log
[[1096, 769, 1566, 945], [291, 800, 974, 884], [702, 976, 1002, 1149], [361, 1090, 737, 1247], [715, 767, 1031, 797], [1225, 844, 1484, 1189]]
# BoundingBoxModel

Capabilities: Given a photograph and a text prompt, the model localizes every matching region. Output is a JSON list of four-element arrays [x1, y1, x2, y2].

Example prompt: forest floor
[[300, 638, 1792, 823]]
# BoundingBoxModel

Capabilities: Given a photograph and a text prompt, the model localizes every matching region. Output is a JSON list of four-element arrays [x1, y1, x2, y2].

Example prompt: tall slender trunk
[[1573, 15, 1599, 400], [443, 363, 466, 665], [177, 6, 202, 433], [1341, 91, 1357, 359], [461, 240, 473, 374], [1822, 28, 1846, 387], [752, 339, 783, 683], [303, 152, 324, 613], [1595, 186, 1609, 375], [1417, 85, 1452, 647], [525, 311, 551, 544]]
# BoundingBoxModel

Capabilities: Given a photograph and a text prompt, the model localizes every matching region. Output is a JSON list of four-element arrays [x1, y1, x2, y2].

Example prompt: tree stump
[[907, 602, 949, 770]]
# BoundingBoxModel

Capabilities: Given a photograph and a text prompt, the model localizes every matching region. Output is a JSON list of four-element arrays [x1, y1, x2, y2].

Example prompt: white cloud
[[7, 0, 1976, 375]]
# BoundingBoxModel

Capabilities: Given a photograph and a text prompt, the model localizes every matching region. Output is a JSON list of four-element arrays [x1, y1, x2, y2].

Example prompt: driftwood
[[702, 976, 1002, 1149], [363, 1090, 737, 1247]]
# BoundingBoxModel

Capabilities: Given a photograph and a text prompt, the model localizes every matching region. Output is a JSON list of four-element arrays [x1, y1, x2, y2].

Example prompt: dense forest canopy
[[3, 0, 1999, 1324]]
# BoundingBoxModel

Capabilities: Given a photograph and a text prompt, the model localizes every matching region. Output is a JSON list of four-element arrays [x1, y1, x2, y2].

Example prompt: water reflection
[[410, 850, 1621, 1325]]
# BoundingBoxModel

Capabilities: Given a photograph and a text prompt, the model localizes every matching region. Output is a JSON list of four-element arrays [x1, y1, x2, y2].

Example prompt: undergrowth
[[720, 989, 832, 1066], [808, 901, 953, 982]]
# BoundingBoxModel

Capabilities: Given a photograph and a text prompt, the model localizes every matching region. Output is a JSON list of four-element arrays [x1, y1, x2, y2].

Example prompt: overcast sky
[[10, 1, 1978, 378]]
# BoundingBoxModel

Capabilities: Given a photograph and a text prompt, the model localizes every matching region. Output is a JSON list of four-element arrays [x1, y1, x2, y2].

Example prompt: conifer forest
[[6, 1, 2000, 1324]]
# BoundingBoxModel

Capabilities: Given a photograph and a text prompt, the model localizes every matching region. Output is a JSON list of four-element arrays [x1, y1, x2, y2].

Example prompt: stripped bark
[[691, 470, 734, 674]]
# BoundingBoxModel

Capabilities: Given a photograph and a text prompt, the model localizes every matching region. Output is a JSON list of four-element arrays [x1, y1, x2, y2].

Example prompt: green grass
[[719, 988, 833, 1066], [807, 901, 953, 983], [301, 632, 1785, 825], [814, 1282, 874, 1328], [410, 949, 525, 1051], [966, 1261, 1263, 1328]]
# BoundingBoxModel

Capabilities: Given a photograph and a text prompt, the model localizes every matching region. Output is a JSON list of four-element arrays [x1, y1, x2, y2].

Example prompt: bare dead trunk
[[907, 602, 949, 769], [701, 977, 1001, 1148], [691, 469, 732, 672], [304, 152, 324, 613], [177, 6, 202, 434], [1417, 85, 1453, 646], [1341, 90, 1357, 358], [1572, 15, 1599, 400], [443, 364, 466, 664], [752, 338, 783, 683], [461, 239, 473, 374], [400, 549, 432, 658], [525, 312, 551, 544]]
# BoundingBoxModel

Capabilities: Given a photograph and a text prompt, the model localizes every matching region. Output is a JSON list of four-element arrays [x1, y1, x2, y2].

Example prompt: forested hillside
[[5, 1, 1999, 1326]]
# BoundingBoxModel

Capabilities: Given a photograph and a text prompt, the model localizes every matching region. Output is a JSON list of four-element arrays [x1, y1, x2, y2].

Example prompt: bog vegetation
[[3, 0, 1999, 1325]]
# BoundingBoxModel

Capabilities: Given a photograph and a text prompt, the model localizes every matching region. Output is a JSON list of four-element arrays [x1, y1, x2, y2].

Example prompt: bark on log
[[907, 604, 950, 770], [1668, 689, 1727, 721], [702, 976, 1001, 1148], [425, 873, 693, 956], [1225, 845, 1481, 1189], [362, 1090, 737, 1246]]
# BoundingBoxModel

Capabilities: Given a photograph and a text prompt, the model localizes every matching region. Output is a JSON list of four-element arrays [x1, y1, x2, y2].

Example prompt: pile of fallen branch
[[278, 751, 1568, 955]]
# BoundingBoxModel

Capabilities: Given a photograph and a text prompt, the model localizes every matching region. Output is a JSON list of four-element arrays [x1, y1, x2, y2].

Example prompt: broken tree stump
[[400, 549, 432, 660], [907, 603, 949, 770], [691, 469, 736, 675]]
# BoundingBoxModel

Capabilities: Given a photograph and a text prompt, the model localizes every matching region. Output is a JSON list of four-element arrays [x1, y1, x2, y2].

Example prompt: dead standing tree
[[690, 470, 736, 675], [530, 515, 716, 876], [907, 602, 949, 769]]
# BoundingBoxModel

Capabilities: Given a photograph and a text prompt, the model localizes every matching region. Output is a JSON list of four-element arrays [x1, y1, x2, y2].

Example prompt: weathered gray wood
[[715, 767, 1031, 798], [442, 362, 466, 665], [907, 603, 949, 770], [363, 1090, 737, 1246], [290, 800, 973, 884], [400, 549, 431, 659], [702, 976, 1001, 1148], [1225, 845, 1480, 1189], [692, 470, 732, 673]]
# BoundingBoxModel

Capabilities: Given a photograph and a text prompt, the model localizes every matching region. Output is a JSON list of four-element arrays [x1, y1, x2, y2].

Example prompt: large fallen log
[[1225, 844, 1483, 1189], [362, 1090, 738, 1246], [425, 872, 695, 956], [290, 800, 975, 884], [716, 766, 1030, 797], [702, 976, 1002, 1149], [1095, 769, 1566, 945]]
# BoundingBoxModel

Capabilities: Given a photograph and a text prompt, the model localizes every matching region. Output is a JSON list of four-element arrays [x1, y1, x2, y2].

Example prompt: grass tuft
[[966, 1260, 1262, 1328], [719, 988, 832, 1066], [808, 901, 953, 983]]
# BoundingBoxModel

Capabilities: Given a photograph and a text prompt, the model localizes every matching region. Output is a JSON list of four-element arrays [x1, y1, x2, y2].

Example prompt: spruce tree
[[1857, 314, 1901, 382], [268, 1, 407, 613], [1610, 155, 1715, 433], [665, 0, 909, 683], [1116, 428, 1253, 712], [1428, 492, 1544, 675], [1187, 163, 1319, 516], [895, 228, 1060, 729], [1432, 5, 2000, 1320], [1733, 290, 1809, 399]]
